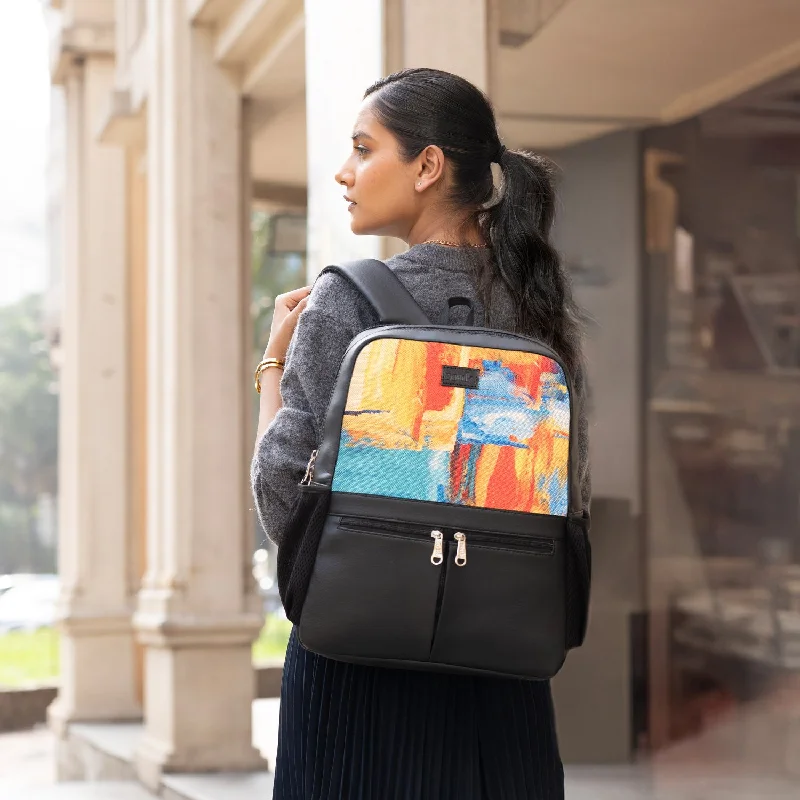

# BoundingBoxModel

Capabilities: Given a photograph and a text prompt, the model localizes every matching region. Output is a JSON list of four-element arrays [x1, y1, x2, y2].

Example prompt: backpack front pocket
[[429, 526, 566, 679], [298, 515, 444, 662]]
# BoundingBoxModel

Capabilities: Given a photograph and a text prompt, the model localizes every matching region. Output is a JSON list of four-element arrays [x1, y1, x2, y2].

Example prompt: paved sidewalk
[[0, 727, 151, 799], [1, 784, 152, 800], [3, 720, 800, 799], [0, 727, 55, 791]]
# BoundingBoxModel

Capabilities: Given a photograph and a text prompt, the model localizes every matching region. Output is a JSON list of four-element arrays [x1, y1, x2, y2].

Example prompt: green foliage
[[251, 211, 307, 359], [0, 628, 60, 687], [0, 618, 289, 687], [0, 294, 58, 573], [0, 505, 40, 574], [249, 211, 307, 552], [252, 613, 292, 662]]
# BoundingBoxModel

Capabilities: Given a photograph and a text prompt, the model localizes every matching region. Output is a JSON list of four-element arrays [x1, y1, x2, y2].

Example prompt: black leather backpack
[[276, 259, 591, 680]]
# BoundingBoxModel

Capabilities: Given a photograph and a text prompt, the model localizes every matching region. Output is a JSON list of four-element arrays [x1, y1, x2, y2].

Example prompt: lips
[[344, 194, 356, 212]]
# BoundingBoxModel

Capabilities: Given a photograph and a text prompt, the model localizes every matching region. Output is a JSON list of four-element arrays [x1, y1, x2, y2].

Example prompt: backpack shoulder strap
[[318, 259, 431, 326]]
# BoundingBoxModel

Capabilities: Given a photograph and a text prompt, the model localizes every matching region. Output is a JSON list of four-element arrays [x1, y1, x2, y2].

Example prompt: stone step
[[47, 700, 281, 800], [61, 722, 140, 782], [58, 699, 281, 785], [161, 771, 274, 800]]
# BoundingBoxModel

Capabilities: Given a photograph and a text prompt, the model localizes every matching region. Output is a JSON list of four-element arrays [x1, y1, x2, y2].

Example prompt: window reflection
[[644, 117, 800, 777]]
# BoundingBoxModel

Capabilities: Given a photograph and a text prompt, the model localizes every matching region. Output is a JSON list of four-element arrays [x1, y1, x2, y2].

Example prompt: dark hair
[[364, 68, 582, 375]]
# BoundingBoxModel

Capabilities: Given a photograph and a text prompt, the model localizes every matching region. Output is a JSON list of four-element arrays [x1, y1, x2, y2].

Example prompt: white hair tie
[[481, 161, 505, 210]]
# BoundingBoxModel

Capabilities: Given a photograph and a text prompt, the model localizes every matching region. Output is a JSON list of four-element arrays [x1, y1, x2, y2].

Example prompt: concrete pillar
[[48, 54, 141, 760], [304, 0, 493, 275], [126, 147, 149, 709], [134, 0, 263, 788], [549, 131, 644, 763]]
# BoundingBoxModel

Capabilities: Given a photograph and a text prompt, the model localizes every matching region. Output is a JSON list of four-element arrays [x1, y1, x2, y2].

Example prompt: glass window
[[643, 110, 800, 786]]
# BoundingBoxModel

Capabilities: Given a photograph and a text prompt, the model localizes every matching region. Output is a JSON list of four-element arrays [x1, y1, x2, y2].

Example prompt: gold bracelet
[[254, 358, 286, 393]]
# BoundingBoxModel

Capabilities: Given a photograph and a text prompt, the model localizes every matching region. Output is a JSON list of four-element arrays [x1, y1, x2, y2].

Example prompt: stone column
[[304, 0, 492, 275], [134, 0, 263, 789], [398, 0, 491, 91], [48, 54, 141, 760]]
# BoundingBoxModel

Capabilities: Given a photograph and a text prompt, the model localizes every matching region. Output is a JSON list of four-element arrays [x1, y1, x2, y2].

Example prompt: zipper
[[457, 531, 555, 557], [338, 517, 434, 537], [454, 532, 468, 566], [301, 449, 318, 485], [338, 517, 445, 565], [337, 517, 555, 561], [430, 530, 444, 565]]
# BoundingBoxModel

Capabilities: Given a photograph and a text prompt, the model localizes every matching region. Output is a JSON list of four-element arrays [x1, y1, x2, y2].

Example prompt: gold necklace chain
[[422, 239, 488, 248]]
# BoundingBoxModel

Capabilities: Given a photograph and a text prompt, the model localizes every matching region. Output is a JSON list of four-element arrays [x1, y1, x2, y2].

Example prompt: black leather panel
[[429, 541, 566, 679], [298, 512, 568, 681], [299, 516, 441, 662], [329, 493, 567, 539], [319, 261, 432, 325], [314, 325, 581, 514]]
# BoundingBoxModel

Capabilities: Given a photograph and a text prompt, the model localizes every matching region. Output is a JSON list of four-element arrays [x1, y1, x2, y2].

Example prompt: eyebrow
[[351, 130, 376, 142]]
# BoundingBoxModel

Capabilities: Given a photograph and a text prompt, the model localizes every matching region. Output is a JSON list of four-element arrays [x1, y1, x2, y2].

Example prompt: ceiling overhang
[[495, 0, 800, 149]]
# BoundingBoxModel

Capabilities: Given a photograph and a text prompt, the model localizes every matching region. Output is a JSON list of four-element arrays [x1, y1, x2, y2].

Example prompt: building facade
[[47, 0, 800, 793]]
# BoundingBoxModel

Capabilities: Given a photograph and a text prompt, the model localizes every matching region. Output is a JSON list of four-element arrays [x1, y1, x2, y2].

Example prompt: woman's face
[[334, 99, 421, 239]]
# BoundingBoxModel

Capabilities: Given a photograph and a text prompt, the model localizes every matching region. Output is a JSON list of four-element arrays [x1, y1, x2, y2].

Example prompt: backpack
[[276, 259, 591, 680]]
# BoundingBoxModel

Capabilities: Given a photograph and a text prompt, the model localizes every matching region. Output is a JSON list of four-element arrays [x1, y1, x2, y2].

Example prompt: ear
[[414, 145, 446, 194]]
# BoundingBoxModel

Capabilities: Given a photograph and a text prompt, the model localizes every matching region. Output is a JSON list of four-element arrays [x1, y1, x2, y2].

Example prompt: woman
[[252, 68, 590, 800]]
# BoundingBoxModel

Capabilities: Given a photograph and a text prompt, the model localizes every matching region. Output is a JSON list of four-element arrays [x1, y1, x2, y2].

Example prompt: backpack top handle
[[319, 259, 432, 326]]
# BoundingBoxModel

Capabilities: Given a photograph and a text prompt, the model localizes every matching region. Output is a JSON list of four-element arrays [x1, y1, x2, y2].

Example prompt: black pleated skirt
[[273, 627, 564, 800]]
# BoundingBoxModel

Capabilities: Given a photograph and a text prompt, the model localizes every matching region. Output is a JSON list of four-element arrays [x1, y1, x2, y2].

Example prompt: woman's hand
[[263, 285, 312, 360]]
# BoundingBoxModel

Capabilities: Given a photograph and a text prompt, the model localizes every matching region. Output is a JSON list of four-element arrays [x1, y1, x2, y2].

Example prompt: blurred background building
[[21, 0, 800, 796]]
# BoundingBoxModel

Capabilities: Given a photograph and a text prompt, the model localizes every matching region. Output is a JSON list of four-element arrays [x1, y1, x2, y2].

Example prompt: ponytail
[[480, 149, 582, 375]]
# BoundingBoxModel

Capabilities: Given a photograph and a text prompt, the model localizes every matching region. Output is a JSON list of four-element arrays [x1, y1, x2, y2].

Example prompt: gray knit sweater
[[251, 243, 591, 544]]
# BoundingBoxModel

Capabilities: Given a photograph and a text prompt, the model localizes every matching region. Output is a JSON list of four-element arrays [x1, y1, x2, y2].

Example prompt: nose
[[335, 161, 353, 188]]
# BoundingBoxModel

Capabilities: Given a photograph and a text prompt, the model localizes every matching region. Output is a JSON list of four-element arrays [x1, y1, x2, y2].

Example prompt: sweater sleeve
[[250, 306, 358, 546], [250, 272, 369, 546]]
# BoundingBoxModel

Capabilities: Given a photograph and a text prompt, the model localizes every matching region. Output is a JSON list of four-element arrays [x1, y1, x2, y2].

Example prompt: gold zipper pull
[[430, 530, 444, 565], [301, 449, 318, 485], [454, 532, 467, 567]]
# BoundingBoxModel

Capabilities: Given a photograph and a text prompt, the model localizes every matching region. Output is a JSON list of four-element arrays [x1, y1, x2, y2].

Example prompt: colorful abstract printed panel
[[331, 339, 571, 515]]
